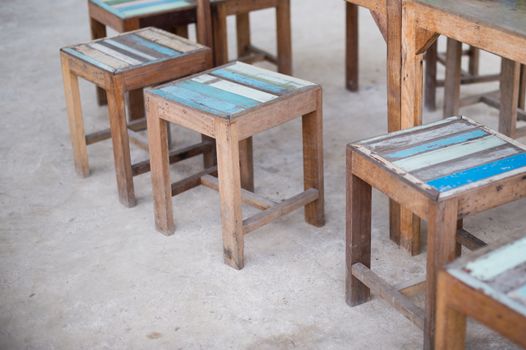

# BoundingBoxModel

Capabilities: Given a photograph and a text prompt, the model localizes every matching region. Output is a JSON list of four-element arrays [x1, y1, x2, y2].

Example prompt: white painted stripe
[[139, 28, 200, 52], [90, 43, 142, 65], [210, 79, 278, 103], [104, 38, 157, 61], [465, 237, 526, 281], [394, 135, 507, 172], [359, 117, 459, 145], [192, 74, 217, 84], [75, 44, 129, 69], [227, 62, 315, 88]]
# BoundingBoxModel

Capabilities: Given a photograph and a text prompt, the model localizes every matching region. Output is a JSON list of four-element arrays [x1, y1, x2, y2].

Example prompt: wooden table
[[401, 0, 526, 138], [345, 0, 425, 253]]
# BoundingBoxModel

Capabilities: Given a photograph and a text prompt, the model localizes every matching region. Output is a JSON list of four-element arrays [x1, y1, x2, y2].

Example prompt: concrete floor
[[1, 1, 525, 349]]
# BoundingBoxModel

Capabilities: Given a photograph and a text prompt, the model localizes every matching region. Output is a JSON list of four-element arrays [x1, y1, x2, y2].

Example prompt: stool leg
[[302, 91, 324, 227], [236, 13, 251, 58], [499, 58, 520, 138], [276, 0, 292, 74], [425, 200, 458, 350], [468, 46, 480, 77], [345, 149, 372, 306], [345, 2, 359, 91], [443, 38, 462, 118], [174, 24, 189, 38], [107, 79, 136, 207], [128, 88, 145, 121], [212, 3, 228, 66], [424, 41, 438, 111], [146, 98, 174, 235], [215, 120, 244, 270], [435, 273, 466, 350], [61, 56, 89, 177], [203, 135, 217, 169], [239, 137, 254, 192], [90, 18, 108, 106], [519, 65, 526, 110]]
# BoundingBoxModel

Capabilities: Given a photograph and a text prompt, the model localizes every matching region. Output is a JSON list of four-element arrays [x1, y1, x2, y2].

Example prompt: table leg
[[443, 38, 462, 118], [424, 41, 438, 111], [499, 58, 520, 138], [346, 2, 359, 91]]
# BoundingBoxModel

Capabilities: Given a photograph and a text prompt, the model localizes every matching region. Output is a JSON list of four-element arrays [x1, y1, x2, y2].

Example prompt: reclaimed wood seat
[[60, 27, 212, 207], [436, 236, 526, 349], [346, 116, 526, 349], [145, 61, 324, 269]]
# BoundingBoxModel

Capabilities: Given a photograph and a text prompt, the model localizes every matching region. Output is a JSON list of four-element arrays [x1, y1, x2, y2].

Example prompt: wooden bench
[[436, 236, 526, 349], [60, 27, 212, 207], [346, 116, 526, 349], [145, 61, 324, 269]]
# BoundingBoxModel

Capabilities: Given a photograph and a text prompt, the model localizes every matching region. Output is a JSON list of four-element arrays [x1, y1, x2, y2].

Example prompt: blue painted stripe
[[427, 153, 526, 192], [104, 38, 156, 61], [62, 48, 115, 72], [212, 69, 287, 95], [511, 284, 526, 299], [179, 80, 261, 109], [90, 0, 123, 18], [127, 34, 181, 57], [116, 0, 182, 13], [151, 83, 249, 116], [386, 129, 488, 159]]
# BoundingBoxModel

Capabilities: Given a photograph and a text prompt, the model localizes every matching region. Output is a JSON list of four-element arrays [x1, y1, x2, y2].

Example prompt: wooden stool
[[145, 61, 324, 269], [60, 27, 212, 207], [436, 236, 526, 349], [346, 116, 526, 349]]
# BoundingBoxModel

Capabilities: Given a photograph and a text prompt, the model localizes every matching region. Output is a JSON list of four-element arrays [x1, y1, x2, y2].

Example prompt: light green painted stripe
[[226, 62, 315, 89], [394, 135, 507, 172], [465, 237, 526, 281]]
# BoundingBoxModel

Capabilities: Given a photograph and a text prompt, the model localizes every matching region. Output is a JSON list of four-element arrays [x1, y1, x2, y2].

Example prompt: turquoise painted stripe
[[465, 237, 526, 281], [90, 0, 123, 18], [510, 284, 526, 300], [151, 84, 247, 116], [394, 135, 506, 172], [179, 80, 261, 109], [117, 0, 185, 13], [127, 34, 181, 57], [427, 152, 526, 192], [386, 129, 487, 159], [212, 69, 287, 95], [62, 47, 115, 72]]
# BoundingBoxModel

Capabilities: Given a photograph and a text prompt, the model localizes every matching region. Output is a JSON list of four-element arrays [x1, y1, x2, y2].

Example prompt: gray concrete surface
[[1, 1, 525, 349]]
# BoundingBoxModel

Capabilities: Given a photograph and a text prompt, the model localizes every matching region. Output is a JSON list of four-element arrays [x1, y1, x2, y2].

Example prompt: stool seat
[[448, 236, 526, 316], [62, 27, 204, 74], [354, 116, 526, 199], [436, 236, 526, 349], [148, 62, 315, 118]]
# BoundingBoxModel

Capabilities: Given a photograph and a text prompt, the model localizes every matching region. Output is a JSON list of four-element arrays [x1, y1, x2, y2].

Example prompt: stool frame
[[60, 28, 213, 207], [346, 118, 526, 349], [145, 69, 324, 270]]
